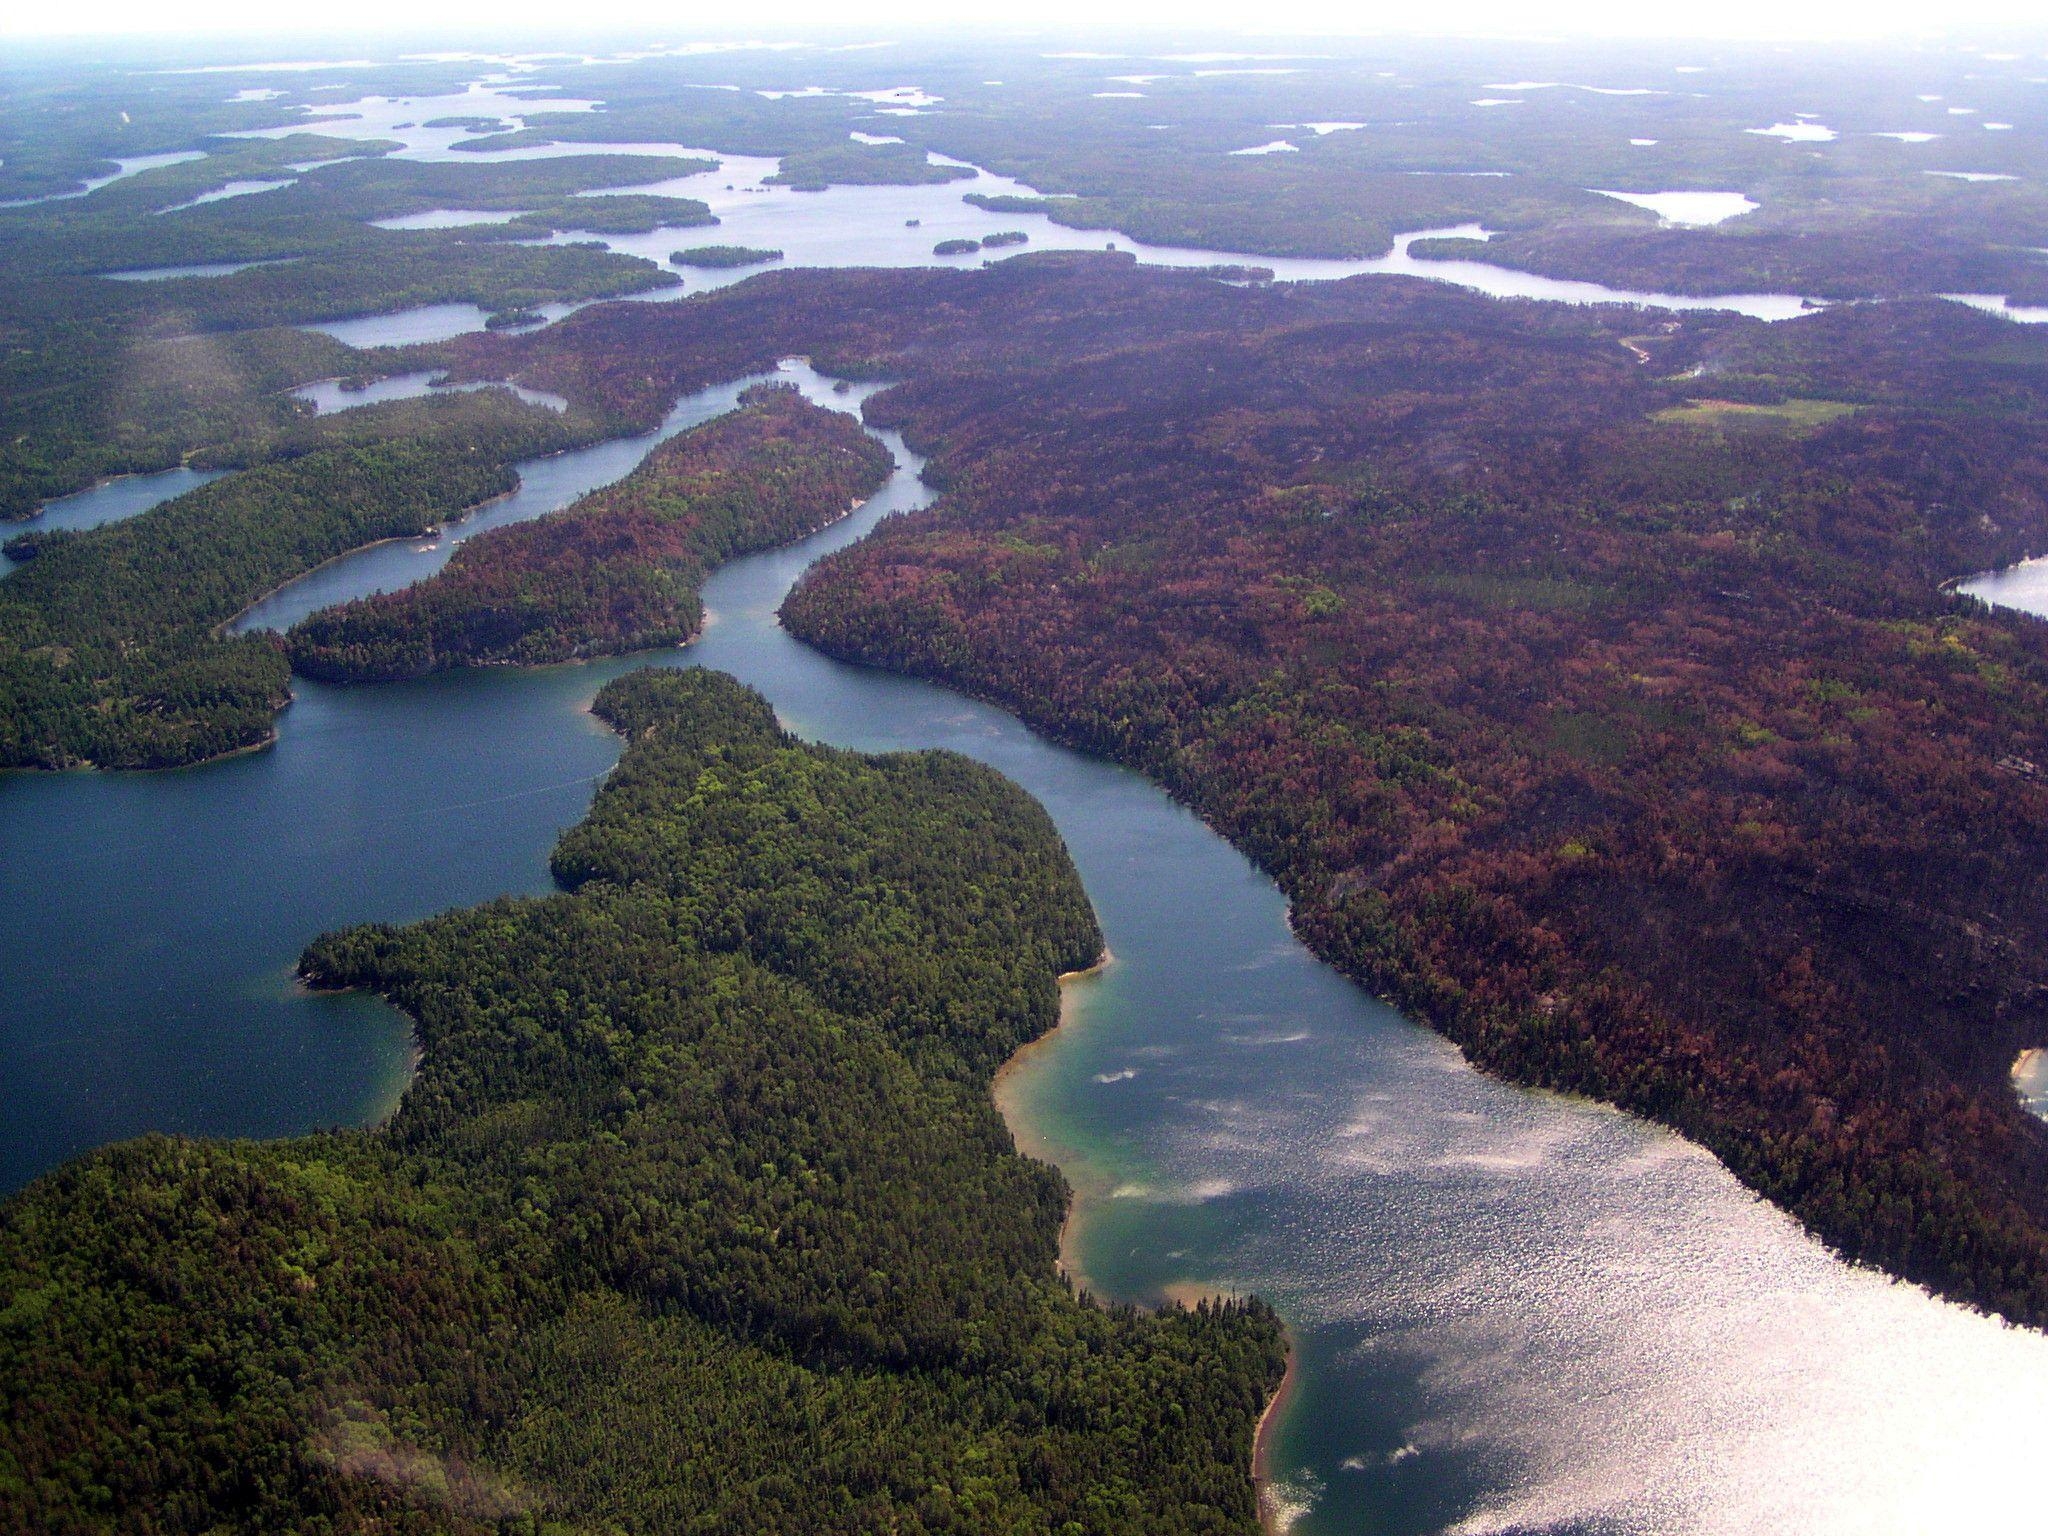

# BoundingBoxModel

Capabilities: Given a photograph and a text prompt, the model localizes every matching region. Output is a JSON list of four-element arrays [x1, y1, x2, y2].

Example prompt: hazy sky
[[4, 0, 2047, 43]]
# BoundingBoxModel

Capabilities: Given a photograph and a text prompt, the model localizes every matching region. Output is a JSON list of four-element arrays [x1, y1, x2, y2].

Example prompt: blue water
[[3, 467, 227, 581]]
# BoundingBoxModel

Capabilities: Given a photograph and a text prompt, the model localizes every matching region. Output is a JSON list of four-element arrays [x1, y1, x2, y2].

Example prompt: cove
[[3, 467, 228, 580], [4, 365, 2046, 1532], [1962, 554, 2048, 620]]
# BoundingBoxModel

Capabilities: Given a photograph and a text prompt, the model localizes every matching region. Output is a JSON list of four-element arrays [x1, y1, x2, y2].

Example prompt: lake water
[[102, 258, 292, 281], [252, 79, 1825, 335], [304, 301, 501, 347], [1943, 292, 2048, 324], [370, 208, 526, 229], [1590, 189, 1759, 226], [6, 360, 2045, 1533], [3, 467, 228, 580], [290, 370, 567, 415], [153, 178, 295, 214], [1961, 555, 2048, 616]]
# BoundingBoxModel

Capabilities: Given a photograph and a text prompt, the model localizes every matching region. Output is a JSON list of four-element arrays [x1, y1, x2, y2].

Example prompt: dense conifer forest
[[0, 669, 1285, 1533]]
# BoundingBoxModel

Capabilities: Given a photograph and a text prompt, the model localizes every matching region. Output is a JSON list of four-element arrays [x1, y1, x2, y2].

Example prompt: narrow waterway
[[1, 467, 226, 579], [5, 363, 2045, 1535]]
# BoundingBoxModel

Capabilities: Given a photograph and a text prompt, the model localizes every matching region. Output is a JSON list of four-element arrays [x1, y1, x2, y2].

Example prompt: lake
[[5, 360, 2044, 1534]]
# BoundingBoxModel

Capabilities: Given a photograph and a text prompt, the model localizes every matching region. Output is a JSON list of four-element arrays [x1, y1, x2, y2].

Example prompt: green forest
[[0, 390, 584, 768], [288, 386, 893, 682], [0, 669, 1285, 1533]]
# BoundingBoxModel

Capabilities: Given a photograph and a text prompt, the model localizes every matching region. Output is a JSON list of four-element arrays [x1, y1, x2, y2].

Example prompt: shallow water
[[7, 361, 2045, 1533]]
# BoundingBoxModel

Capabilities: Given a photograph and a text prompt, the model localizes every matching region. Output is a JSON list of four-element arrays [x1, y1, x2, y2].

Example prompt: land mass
[[422, 254, 2048, 1324], [288, 386, 892, 682], [0, 668, 1285, 1532]]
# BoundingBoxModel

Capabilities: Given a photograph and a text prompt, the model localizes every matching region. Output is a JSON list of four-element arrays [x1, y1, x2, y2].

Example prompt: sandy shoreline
[[1252, 1342, 1299, 1531], [992, 944, 1296, 1524], [991, 946, 1112, 1288]]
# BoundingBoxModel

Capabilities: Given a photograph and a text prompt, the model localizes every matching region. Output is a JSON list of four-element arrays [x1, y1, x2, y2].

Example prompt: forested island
[[289, 386, 893, 681], [670, 244, 783, 268], [0, 668, 1285, 1531]]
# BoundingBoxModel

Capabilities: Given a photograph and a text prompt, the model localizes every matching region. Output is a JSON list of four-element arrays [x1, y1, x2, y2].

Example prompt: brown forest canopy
[[439, 255, 2048, 1324]]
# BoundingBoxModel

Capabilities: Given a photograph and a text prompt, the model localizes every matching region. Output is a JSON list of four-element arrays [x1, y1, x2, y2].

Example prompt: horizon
[[6, 6, 2048, 47]]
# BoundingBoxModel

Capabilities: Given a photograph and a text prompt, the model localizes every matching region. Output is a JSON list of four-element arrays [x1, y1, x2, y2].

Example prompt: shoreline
[[991, 945, 1111, 1291], [1252, 1341, 1299, 1533], [214, 520, 470, 637], [991, 940, 1304, 1524]]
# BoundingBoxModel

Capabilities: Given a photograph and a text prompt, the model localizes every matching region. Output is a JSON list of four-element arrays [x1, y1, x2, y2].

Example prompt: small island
[[964, 191, 1073, 215], [934, 232, 1029, 257], [669, 244, 784, 269]]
